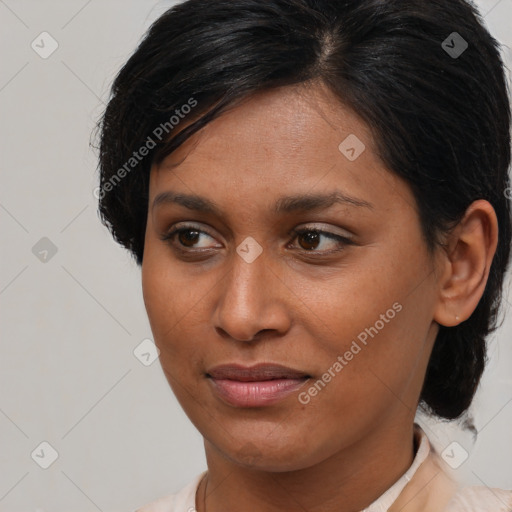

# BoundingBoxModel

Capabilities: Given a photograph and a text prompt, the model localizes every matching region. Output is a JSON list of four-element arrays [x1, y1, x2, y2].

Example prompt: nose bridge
[[223, 247, 268, 318], [213, 244, 289, 341]]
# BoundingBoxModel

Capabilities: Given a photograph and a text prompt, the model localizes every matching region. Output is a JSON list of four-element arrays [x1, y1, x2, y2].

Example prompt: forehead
[[149, 82, 407, 215]]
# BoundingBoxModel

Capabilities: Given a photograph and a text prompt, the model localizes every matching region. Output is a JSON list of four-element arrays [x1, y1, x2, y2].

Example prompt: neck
[[197, 420, 416, 512]]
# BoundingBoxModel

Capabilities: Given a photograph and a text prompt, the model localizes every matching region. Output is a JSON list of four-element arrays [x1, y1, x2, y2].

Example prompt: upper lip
[[206, 363, 310, 382]]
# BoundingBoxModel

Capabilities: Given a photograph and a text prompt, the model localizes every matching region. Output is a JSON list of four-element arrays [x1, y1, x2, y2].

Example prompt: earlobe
[[433, 200, 498, 328]]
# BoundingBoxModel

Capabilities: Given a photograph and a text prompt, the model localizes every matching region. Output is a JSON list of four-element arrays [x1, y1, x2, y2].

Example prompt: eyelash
[[160, 224, 353, 257]]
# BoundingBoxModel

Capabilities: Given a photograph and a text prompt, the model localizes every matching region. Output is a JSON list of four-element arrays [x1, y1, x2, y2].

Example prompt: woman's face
[[142, 82, 443, 471]]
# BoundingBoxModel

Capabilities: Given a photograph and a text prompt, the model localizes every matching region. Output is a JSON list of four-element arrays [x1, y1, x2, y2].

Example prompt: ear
[[433, 199, 498, 327]]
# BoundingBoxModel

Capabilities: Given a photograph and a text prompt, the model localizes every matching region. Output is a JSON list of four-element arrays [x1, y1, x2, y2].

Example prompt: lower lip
[[208, 377, 309, 407]]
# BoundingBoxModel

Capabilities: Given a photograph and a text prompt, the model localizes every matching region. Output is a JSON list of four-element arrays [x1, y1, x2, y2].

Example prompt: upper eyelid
[[165, 222, 351, 237], [165, 223, 216, 239], [292, 226, 352, 239]]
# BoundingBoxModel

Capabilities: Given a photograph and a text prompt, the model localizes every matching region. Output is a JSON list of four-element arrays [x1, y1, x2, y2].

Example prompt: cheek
[[142, 258, 171, 334], [306, 255, 435, 402], [314, 291, 434, 425], [141, 243, 215, 377], [142, 246, 187, 351], [142, 235, 190, 324]]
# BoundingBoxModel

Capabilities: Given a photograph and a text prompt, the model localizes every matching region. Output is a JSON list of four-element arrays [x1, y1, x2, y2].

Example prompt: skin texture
[[141, 81, 498, 512]]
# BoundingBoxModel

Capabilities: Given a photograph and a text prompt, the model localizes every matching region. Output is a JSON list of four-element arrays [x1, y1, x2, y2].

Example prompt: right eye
[[160, 224, 222, 251]]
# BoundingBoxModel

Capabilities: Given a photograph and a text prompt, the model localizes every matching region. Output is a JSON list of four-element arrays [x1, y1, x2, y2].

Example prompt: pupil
[[301, 231, 319, 250], [180, 230, 199, 247]]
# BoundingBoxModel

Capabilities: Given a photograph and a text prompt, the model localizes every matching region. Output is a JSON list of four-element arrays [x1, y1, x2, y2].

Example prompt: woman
[[96, 0, 512, 510]]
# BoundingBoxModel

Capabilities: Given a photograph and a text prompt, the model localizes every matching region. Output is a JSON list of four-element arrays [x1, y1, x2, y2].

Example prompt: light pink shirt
[[136, 425, 512, 512]]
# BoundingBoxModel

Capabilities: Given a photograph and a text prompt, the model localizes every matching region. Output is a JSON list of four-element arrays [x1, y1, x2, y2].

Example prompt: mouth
[[206, 363, 311, 407]]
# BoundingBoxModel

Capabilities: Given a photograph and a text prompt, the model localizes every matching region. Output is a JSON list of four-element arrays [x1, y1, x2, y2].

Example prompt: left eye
[[289, 228, 352, 253]]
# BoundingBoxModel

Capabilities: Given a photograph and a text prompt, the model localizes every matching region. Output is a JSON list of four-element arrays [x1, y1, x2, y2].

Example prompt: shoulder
[[444, 485, 512, 512], [134, 472, 206, 512], [391, 426, 512, 512]]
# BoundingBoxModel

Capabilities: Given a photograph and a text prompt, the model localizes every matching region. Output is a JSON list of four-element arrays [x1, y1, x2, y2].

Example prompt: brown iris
[[178, 229, 201, 247], [298, 231, 320, 251]]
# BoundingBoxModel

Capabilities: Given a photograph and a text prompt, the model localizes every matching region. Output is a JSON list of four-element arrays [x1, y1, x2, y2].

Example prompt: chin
[[212, 435, 321, 473]]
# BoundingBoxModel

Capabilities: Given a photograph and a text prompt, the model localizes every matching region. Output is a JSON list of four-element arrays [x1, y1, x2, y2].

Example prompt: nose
[[212, 249, 292, 343]]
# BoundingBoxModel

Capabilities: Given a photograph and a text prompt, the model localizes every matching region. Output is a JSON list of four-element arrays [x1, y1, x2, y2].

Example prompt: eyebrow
[[152, 190, 374, 215]]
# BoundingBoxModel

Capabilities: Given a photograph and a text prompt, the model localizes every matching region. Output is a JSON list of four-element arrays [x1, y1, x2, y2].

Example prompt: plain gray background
[[0, 1, 511, 511]]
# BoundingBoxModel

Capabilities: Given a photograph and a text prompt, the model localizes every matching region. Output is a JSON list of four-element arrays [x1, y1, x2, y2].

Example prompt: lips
[[206, 363, 310, 381], [206, 363, 311, 407]]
